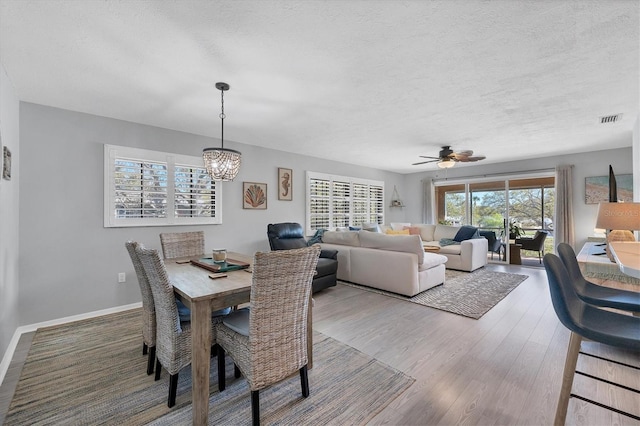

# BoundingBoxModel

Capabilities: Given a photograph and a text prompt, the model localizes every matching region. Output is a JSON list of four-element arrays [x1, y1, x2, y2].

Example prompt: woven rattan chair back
[[125, 241, 156, 375], [136, 244, 198, 407], [249, 245, 320, 389], [160, 231, 205, 259]]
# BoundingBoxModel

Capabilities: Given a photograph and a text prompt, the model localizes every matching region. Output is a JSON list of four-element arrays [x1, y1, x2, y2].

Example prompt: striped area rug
[[5, 309, 413, 425], [341, 269, 528, 319]]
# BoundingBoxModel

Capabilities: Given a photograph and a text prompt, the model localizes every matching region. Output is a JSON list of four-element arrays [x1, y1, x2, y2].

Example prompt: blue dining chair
[[543, 253, 640, 425], [556, 243, 640, 313]]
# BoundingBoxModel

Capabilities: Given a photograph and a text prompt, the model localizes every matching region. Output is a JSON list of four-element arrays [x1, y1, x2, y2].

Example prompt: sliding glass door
[[433, 174, 554, 265]]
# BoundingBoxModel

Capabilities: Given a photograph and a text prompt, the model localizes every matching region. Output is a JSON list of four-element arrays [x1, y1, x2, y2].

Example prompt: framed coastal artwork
[[243, 182, 267, 209], [585, 174, 633, 204], [278, 167, 292, 201]]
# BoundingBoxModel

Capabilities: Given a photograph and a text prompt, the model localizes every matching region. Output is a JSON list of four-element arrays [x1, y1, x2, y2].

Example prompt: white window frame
[[306, 171, 384, 235], [104, 144, 222, 227]]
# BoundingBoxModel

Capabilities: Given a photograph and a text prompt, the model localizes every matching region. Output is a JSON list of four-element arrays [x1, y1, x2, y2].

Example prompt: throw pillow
[[362, 222, 381, 232], [307, 229, 326, 245], [453, 225, 478, 242], [349, 226, 362, 231], [385, 229, 410, 235], [403, 226, 422, 236]]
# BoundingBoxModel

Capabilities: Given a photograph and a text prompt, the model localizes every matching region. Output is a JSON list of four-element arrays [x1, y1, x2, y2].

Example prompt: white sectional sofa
[[319, 230, 448, 297], [388, 223, 488, 273]]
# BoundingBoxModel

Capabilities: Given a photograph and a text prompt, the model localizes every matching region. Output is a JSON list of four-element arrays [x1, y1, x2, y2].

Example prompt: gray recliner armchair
[[267, 222, 338, 293]]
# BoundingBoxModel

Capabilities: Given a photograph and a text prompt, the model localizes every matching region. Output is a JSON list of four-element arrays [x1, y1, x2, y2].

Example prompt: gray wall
[[403, 146, 637, 250], [18, 102, 406, 325], [0, 62, 20, 361]]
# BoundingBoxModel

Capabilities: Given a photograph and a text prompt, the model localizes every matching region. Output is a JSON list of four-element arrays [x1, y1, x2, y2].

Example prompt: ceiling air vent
[[600, 114, 623, 124]]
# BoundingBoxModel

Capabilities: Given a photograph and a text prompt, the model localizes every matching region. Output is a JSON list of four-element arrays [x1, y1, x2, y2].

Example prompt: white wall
[[18, 102, 406, 325], [0, 62, 20, 359], [403, 146, 636, 250]]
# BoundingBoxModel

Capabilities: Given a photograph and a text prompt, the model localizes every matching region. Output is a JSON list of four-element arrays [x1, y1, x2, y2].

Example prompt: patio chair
[[479, 230, 502, 260], [515, 230, 548, 263]]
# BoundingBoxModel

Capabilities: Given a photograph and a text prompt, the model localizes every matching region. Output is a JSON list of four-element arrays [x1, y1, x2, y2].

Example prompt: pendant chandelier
[[202, 82, 241, 181]]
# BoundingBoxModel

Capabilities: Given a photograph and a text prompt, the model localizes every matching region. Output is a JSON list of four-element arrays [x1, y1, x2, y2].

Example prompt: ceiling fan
[[412, 146, 486, 169]]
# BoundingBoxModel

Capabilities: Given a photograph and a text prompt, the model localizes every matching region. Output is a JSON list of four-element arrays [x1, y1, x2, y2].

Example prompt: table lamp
[[595, 202, 640, 262]]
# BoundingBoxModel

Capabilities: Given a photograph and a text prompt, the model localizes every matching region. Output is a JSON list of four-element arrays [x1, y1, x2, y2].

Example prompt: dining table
[[164, 252, 314, 426]]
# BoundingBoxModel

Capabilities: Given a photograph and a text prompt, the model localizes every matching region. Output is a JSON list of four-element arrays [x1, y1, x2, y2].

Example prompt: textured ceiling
[[1, 0, 638, 173]]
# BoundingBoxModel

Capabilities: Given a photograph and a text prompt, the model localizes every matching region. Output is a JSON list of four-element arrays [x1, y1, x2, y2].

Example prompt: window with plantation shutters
[[104, 145, 222, 227], [306, 171, 384, 234]]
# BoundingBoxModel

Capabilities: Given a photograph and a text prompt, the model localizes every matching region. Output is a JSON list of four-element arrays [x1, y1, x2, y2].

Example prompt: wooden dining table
[[164, 252, 313, 426]]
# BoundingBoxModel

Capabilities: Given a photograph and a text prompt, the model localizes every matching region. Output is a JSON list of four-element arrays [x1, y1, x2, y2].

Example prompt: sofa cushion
[[412, 224, 436, 241], [359, 231, 424, 265], [390, 222, 411, 231], [322, 230, 360, 246], [434, 224, 459, 240], [438, 244, 462, 255], [402, 226, 422, 236], [420, 252, 448, 270], [362, 222, 382, 232], [453, 225, 479, 242]]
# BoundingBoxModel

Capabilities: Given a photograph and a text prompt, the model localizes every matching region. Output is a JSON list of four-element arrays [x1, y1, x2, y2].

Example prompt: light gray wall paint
[[0, 62, 20, 360], [403, 145, 636, 250], [18, 102, 406, 325]]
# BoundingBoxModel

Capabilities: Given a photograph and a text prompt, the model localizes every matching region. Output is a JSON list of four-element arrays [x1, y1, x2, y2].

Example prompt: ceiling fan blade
[[412, 159, 439, 165], [456, 156, 486, 162], [418, 155, 440, 160]]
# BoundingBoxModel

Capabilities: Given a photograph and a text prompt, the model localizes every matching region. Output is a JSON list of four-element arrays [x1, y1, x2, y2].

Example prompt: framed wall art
[[243, 182, 267, 209], [3, 145, 11, 181], [585, 174, 633, 204], [278, 167, 292, 201]]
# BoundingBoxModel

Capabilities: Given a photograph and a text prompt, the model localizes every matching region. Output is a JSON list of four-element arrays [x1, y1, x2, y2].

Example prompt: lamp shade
[[595, 202, 640, 231]]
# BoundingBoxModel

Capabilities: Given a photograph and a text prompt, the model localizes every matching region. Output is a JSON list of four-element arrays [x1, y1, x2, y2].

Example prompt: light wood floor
[[1, 263, 638, 425]]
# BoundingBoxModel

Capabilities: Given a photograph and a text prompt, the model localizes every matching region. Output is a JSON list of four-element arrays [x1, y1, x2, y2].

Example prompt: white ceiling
[[1, 0, 638, 174]]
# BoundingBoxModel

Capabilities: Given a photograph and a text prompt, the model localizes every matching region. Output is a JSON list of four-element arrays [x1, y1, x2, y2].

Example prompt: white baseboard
[[0, 302, 142, 387]]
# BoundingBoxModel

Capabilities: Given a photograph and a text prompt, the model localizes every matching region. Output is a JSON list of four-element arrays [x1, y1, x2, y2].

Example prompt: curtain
[[422, 178, 434, 224], [554, 164, 575, 248]]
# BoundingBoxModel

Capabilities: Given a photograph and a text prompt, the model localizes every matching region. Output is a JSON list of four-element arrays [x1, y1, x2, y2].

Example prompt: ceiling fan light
[[437, 158, 455, 169]]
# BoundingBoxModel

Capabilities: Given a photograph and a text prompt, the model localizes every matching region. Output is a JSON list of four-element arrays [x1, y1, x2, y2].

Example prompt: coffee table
[[424, 245, 441, 253]]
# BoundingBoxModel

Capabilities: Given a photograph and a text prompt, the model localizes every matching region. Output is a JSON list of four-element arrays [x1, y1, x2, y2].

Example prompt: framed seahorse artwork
[[278, 167, 293, 201]]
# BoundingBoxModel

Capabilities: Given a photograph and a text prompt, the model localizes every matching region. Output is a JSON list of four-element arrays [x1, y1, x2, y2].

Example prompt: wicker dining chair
[[160, 231, 205, 260], [159, 231, 232, 318], [136, 244, 223, 408], [217, 245, 321, 426], [125, 241, 157, 375]]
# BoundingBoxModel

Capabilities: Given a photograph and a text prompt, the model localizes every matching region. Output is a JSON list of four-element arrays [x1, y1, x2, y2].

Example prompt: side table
[[509, 244, 522, 265]]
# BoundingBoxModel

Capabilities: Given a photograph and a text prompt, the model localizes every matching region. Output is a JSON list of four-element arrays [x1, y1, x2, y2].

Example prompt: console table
[[576, 241, 640, 286]]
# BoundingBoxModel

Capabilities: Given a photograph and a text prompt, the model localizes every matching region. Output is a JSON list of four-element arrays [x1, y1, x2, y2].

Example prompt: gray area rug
[[5, 309, 413, 425], [340, 269, 528, 319]]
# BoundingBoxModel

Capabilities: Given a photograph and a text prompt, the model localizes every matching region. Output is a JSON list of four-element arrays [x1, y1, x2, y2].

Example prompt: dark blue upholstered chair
[[543, 253, 640, 425], [267, 223, 338, 293], [556, 243, 640, 313]]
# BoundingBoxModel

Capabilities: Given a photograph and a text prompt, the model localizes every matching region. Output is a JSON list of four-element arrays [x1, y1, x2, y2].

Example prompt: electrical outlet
[[118, 272, 126, 283]]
